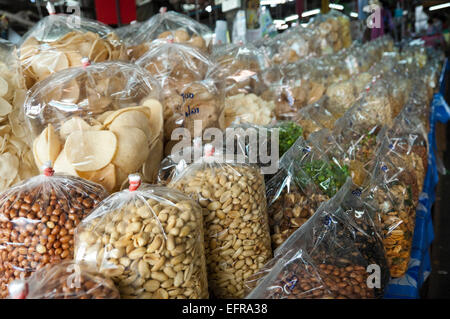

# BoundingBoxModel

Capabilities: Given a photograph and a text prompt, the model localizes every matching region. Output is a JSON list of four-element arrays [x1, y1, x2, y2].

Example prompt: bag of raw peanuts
[[0, 162, 108, 299], [168, 144, 273, 299], [8, 260, 120, 299], [246, 178, 389, 299], [74, 174, 209, 299]]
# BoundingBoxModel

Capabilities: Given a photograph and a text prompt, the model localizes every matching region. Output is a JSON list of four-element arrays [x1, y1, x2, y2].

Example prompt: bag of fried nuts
[[364, 110, 428, 279], [7, 260, 120, 299], [74, 174, 209, 299], [168, 144, 273, 299], [246, 178, 390, 299], [0, 162, 108, 299]]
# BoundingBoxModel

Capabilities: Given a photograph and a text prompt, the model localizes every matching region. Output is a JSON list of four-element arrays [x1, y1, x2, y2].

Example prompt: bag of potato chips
[[23, 61, 164, 192], [18, 14, 127, 89], [0, 39, 38, 192]]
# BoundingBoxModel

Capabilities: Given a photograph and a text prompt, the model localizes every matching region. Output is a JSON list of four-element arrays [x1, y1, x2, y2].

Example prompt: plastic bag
[[8, 260, 119, 299], [306, 10, 352, 54], [209, 43, 271, 97], [364, 108, 429, 278], [246, 178, 389, 299], [168, 146, 272, 298], [125, 11, 213, 59], [18, 14, 127, 89], [223, 93, 276, 127], [75, 174, 208, 299], [266, 160, 329, 249], [135, 41, 220, 152], [256, 25, 321, 65], [23, 61, 164, 192], [0, 41, 38, 192], [0, 162, 108, 299]]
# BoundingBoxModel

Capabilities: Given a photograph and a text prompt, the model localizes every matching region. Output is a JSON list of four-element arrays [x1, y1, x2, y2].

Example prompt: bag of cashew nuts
[[125, 10, 213, 59], [24, 61, 164, 192], [168, 145, 273, 298], [74, 174, 209, 299], [18, 13, 127, 89], [8, 260, 119, 299], [0, 162, 108, 299], [246, 178, 390, 299]]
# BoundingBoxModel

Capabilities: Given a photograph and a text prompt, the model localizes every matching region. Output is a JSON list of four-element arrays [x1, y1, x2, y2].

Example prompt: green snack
[[276, 122, 304, 156], [298, 159, 349, 197]]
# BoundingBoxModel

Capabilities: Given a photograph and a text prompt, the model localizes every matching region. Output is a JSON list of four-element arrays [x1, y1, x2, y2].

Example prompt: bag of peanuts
[[74, 174, 209, 299], [0, 162, 108, 299], [246, 178, 390, 299], [23, 61, 164, 192], [168, 144, 273, 298], [8, 261, 120, 299], [125, 10, 213, 59], [18, 13, 127, 89]]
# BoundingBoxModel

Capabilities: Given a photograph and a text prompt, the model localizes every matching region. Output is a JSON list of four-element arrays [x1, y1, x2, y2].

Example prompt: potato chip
[[53, 149, 77, 175], [0, 152, 19, 185], [65, 130, 117, 172], [142, 98, 164, 143], [0, 97, 12, 116], [108, 110, 153, 143], [102, 106, 151, 127], [111, 126, 149, 174], [30, 50, 69, 82], [77, 163, 116, 193], [59, 117, 98, 140], [33, 123, 62, 166], [0, 76, 9, 97]]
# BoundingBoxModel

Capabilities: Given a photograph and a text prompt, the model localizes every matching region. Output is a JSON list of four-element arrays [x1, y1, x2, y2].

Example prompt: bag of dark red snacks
[[0, 161, 108, 298], [7, 260, 119, 299], [246, 178, 390, 299]]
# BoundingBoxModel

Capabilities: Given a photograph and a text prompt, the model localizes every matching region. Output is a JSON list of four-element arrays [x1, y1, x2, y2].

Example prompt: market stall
[[0, 8, 448, 300]]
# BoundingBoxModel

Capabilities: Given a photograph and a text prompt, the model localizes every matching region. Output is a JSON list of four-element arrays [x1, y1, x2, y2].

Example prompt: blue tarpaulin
[[384, 59, 449, 298]]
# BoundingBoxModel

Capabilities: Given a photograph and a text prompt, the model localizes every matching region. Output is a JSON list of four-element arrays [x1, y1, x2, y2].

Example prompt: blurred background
[[1, 0, 449, 53]]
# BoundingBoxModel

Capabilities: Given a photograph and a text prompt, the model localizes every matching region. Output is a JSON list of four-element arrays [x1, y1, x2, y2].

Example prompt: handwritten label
[[182, 93, 199, 117]]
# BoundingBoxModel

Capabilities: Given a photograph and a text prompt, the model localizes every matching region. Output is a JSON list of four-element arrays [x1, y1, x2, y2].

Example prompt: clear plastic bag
[[75, 174, 208, 299], [246, 179, 389, 299], [364, 109, 429, 277], [266, 162, 329, 250], [24, 61, 164, 192], [8, 260, 120, 299], [125, 10, 213, 59], [168, 146, 272, 298], [209, 43, 271, 97], [306, 10, 352, 54], [18, 14, 127, 89], [135, 41, 220, 151], [0, 40, 38, 192], [256, 25, 321, 65], [0, 162, 108, 299]]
